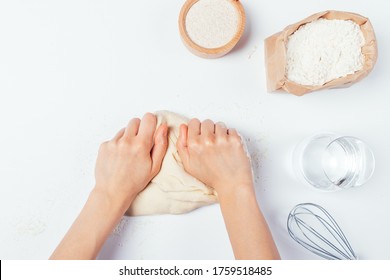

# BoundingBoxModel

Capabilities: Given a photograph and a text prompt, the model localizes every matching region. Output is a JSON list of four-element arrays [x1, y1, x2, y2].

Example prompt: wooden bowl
[[179, 0, 246, 59]]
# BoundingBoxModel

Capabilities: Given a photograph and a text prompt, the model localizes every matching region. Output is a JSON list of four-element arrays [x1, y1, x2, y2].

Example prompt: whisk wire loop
[[287, 203, 357, 260]]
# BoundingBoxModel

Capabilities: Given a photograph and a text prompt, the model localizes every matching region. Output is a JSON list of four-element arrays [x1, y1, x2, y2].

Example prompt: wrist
[[216, 182, 256, 204], [217, 183, 264, 223], [91, 187, 136, 215]]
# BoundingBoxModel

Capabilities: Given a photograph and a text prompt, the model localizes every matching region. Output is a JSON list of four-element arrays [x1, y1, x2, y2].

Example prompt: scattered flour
[[286, 19, 365, 86], [12, 217, 46, 236], [112, 216, 129, 236], [185, 0, 239, 48]]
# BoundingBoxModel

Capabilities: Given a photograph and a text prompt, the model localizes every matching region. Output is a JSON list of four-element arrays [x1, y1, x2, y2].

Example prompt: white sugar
[[185, 0, 239, 49], [286, 19, 365, 86]]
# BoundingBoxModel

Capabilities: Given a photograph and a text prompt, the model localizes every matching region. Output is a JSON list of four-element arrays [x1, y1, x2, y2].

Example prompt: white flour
[[286, 19, 365, 86], [185, 0, 239, 48]]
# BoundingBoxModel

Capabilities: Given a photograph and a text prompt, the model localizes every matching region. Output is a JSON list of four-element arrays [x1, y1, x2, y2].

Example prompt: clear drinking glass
[[292, 134, 375, 191]]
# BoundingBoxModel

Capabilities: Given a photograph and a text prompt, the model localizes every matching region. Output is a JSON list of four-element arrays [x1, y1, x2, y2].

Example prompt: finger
[[124, 118, 141, 138], [216, 121, 227, 128], [176, 124, 189, 164], [137, 113, 157, 147], [201, 119, 215, 135], [215, 122, 227, 136], [188, 118, 201, 138], [227, 128, 243, 144], [227, 128, 240, 138], [178, 124, 188, 148], [112, 127, 125, 141], [151, 124, 169, 176]]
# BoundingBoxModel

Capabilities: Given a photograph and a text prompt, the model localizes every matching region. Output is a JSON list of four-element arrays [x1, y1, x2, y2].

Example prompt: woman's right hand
[[176, 118, 254, 198], [177, 118, 280, 260]]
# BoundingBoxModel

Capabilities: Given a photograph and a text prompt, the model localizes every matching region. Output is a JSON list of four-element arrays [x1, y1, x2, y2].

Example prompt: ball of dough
[[126, 111, 218, 216]]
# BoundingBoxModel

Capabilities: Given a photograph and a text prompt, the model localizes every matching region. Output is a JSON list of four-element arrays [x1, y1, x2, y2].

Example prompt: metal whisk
[[287, 203, 357, 260]]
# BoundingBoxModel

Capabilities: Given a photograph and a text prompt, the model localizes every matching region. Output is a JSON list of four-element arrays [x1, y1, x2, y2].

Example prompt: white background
[[0, 0, 389, 260]]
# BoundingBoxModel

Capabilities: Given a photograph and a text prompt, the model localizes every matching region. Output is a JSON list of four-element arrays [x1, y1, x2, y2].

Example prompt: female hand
[[177, 119, 280, 260], [94, 113, 168, 206], [176, 118, 253, 198]]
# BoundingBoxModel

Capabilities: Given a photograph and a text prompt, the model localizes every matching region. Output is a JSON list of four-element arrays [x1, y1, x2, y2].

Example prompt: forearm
[[219, 186, 280, 260], [50, 189, 132, 260]]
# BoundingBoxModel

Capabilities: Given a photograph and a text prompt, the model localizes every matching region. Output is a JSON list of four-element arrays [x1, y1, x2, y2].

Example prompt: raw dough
[[126, 111, 218, 216]]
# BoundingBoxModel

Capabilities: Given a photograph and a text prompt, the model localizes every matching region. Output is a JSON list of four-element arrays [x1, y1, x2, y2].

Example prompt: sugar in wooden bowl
[[179, 0, 246, 59]]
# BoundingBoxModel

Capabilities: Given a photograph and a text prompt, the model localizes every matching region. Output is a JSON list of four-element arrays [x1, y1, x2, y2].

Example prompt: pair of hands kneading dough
[[126, 111, 252, 216], [51, 110, 280, 260]]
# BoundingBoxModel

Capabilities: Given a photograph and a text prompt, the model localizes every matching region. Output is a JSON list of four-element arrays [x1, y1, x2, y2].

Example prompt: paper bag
[[264, 10, 377, 96]]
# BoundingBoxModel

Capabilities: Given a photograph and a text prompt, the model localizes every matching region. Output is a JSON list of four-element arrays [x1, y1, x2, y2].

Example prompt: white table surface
[[1, 0, 389, 260]]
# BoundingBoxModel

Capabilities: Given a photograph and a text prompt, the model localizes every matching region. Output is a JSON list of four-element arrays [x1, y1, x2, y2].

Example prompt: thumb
[[151, 124, 168, 176], [176, 124, 189, 165]]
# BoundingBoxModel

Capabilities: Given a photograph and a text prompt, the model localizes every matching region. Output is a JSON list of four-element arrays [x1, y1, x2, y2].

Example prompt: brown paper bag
[[264, 10, 378, 96]]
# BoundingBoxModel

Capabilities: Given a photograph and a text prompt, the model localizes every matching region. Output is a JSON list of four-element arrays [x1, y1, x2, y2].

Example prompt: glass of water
[[293, 134, 375, 191]]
